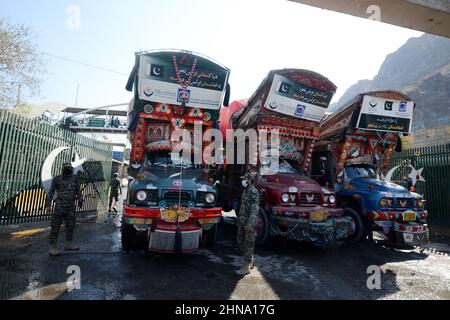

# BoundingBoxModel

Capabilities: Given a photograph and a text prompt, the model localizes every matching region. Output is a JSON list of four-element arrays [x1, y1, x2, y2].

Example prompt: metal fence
[[0, 110, 113, 225], [389, 144, 450, 228]]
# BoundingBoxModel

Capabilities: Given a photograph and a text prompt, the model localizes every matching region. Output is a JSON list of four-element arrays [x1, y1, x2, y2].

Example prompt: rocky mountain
[[331, 33, 450, 131]]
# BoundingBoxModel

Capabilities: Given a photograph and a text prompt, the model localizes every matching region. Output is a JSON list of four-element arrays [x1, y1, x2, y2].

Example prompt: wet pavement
[[1, 209, 450, 300]]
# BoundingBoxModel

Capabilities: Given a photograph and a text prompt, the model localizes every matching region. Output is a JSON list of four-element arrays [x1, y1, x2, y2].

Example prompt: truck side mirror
[[319, 157, 327, 175], [336, 170, 344, 184], [395, 135, 402, 153]]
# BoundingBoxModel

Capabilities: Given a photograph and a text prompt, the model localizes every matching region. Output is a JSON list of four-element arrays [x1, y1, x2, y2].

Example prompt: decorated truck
[[123, 50, 230, 253], [218, 69, 355, 247], [313, 91, 429, 245]]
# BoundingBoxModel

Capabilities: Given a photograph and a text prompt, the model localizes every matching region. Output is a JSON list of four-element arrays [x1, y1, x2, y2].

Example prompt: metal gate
[[388, 144, 450, 228], [0, 110, 113, 225]]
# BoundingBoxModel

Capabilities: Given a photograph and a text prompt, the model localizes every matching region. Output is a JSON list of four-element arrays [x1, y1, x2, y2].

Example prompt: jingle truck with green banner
[[313, 91, 429, 245], [123, 49, 230, 253]]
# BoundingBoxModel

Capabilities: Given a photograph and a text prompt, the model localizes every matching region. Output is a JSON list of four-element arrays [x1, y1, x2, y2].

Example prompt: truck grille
[[394, 198, 414, 210], [300, 193, 322, 205], [163, 190, 192, 202], [146, 190, 159, 201]]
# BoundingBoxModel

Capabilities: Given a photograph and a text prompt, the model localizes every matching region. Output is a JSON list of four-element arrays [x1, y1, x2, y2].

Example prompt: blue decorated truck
[[312, 91, 429, 246]]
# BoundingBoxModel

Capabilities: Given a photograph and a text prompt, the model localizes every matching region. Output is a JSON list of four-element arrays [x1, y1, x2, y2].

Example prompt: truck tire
[[255, 207, 270, 246], [121, 222, 137, 251], [344, 207, 365, 244], [202, 224, 218, 249]]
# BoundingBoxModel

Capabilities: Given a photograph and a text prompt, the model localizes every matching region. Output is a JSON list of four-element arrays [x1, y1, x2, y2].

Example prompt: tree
[[0, 18, 45, 108]]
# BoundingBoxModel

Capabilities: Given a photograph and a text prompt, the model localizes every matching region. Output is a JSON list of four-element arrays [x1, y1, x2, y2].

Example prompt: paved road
[[1, 212, 449, 300]]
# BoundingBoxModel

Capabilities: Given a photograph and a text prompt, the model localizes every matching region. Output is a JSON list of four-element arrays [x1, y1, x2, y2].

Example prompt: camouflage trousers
[[236, 224, 256, 263], [49, 207, 76, 244]]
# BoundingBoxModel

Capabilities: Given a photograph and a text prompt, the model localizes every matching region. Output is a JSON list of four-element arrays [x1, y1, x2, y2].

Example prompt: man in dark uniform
[[235, 171, 260, 276], [45, 163, 83, 256], [109, 173, 122, 212]]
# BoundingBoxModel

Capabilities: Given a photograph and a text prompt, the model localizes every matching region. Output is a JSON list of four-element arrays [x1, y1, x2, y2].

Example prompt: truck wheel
[[344, 207, 365, 244], [255, 207, 270, 246], [121, 222, 137, 251], [202, 224, 218, 249]]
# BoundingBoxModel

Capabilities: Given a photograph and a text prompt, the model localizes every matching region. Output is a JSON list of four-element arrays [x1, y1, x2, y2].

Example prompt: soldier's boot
[[64, 242, 80, 251], [49, 244, 61, 256], [249, 257, 255, 269], [235, 262, 251, 276]]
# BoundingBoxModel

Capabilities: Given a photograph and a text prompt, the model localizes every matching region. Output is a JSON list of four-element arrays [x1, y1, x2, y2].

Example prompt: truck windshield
[[278, 159, 302, 174], [345, 165, 378, 180], [146, 150, 194, 168]]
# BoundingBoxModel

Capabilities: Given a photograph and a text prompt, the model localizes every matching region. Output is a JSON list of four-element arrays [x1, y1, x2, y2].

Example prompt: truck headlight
[[205, 193, 215, 204], [379, 198, 389, 207], [281, 193, 289, 203], [418, 200, 425, 208], [136, 191, 147, 201], [329, 195, 336, 204]]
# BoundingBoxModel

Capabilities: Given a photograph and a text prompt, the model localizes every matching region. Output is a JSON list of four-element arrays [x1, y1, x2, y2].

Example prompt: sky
[[0, 0, 423, 109]]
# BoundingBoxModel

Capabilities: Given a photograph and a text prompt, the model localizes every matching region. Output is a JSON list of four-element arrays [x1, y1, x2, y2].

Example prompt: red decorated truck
[[218, 69, 355, 247], [122, 50, 230, 253]]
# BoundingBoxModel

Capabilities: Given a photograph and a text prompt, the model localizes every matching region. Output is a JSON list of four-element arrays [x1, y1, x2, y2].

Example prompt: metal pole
[[15, 83, 21, 107], [75, 84, 80, 107]]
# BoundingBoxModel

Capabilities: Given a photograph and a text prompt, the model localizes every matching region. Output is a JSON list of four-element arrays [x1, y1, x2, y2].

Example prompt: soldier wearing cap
[[235, 171, 260, 276], [45, 163, 83, 256]]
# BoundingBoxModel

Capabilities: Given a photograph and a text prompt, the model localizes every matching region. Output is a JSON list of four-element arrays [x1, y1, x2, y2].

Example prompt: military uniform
[[46, 174, 82, 245], [236, 183, 260, 263], [109, 176, 122, 209]]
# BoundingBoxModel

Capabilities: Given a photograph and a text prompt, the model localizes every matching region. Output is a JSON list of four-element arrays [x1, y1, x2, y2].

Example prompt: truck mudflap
[[270, 206, 354, 245], [148, 226, 202, 253]]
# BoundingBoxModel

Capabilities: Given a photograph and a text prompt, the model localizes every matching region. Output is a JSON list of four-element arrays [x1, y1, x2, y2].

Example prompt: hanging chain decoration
[[172, 56, 198, 105]]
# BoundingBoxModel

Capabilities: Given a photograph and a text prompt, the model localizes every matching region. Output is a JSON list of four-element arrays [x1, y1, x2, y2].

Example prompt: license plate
[[309, 210, 327, 222], [403, 233, 414, 243], [403, 211, 416, 222]]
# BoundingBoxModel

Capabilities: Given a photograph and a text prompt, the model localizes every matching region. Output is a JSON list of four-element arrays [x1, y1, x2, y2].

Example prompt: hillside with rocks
[[331, 33, 450, 131]]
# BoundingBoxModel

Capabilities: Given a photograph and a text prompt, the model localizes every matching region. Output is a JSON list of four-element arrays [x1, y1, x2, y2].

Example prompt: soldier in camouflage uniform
[[45, 163, 83, 256], [235, 171, 260, 276], [109, 173, 122, 211]]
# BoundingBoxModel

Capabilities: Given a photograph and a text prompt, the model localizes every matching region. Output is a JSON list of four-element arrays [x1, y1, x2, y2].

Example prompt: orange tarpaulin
[[219, 99, 247, 142]]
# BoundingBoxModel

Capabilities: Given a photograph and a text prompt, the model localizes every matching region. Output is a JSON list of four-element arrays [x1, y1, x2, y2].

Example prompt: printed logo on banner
[[399, 101, 407, 112], [177, 88, 190, 103], [369, 100, 378, 108], [384, 101, 393, 111], [268, 102, 278, 110], [279, 83, 291, 95], [150, 64, 164, 77], [294, 104, 306, 117], [143, 87, 154, 97]]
